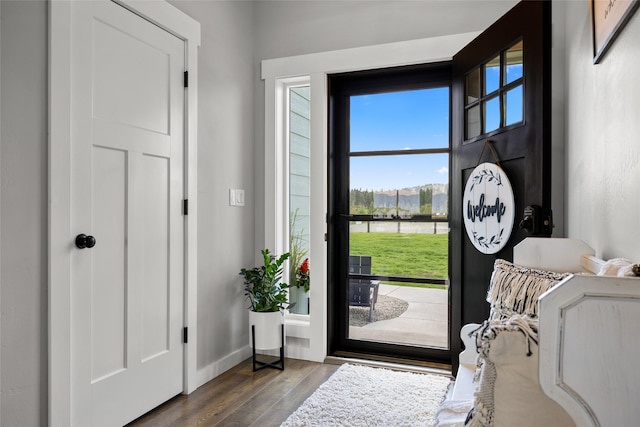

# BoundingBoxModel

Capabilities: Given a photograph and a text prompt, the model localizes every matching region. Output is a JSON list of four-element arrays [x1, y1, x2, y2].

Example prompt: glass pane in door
[[466, 67, 481, 104], [505, 85, 523, 126], [347, 87, 450, 350], [350, 88, 449, 152], [484, 54, 501, 95], [350, 154, 449, 220], [348, 155, 449, 349], [505, 40, 524, 84]]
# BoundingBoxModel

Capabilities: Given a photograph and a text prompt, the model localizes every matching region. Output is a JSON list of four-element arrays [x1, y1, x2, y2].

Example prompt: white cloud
[[438, 167, 448, 174]]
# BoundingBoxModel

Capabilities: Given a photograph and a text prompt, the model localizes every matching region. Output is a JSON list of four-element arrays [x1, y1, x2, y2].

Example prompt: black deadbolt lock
[[519, 205, 539, 234]]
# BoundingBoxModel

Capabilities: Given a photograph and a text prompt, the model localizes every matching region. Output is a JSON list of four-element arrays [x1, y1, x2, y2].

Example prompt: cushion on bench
[[465, 315, 574, 427], [486, 259, 570, 320]]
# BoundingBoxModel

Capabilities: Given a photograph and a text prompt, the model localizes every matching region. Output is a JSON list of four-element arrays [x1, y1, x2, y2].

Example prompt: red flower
[[300, 258, 309, 274]]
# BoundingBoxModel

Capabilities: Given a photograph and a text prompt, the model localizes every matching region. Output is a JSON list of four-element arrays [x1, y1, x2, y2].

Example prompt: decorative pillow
[[486, 259, 570, 320], [465, 315, 575, 427]]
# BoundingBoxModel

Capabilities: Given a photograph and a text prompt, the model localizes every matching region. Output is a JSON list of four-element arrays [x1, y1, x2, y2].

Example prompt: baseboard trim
[[195, 345, 252, 389]]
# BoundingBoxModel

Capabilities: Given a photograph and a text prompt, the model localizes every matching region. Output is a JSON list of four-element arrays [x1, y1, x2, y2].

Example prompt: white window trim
[[262, 32, 479, 363]]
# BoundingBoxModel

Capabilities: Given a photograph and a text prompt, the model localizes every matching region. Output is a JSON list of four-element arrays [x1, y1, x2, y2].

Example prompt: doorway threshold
[[324, 354, 451, 377]]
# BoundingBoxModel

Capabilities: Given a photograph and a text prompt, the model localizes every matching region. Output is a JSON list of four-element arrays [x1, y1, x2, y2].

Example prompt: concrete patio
[[348, 284, 449, 349]]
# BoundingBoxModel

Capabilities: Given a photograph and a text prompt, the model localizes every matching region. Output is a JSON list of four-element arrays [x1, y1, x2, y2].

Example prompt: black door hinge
[[183, 327, 188, 344], [184, 71, 189, 88], [183, 199, 188, 215]]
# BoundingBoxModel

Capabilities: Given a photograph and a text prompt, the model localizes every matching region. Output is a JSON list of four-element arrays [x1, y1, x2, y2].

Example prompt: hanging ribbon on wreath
[[463, 140, 515, 254]]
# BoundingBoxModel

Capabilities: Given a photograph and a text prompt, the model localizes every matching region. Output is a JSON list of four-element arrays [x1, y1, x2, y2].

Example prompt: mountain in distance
[[372, 183, 448, 214]]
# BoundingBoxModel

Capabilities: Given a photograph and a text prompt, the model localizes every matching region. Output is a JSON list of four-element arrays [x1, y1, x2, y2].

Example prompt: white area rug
[[281, 364, 451, 427]]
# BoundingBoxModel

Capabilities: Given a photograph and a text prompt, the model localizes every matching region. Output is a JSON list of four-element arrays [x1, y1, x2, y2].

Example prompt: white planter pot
[[290, 287, 310, 315], [249, 310, 284, 350]]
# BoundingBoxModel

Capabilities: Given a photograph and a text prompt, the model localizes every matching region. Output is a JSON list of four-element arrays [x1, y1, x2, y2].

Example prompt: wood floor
[[127, 357, 340, 427]]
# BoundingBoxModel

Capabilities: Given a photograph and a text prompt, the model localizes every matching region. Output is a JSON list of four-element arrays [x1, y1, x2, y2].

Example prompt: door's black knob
[[75, 234, 96, 249]]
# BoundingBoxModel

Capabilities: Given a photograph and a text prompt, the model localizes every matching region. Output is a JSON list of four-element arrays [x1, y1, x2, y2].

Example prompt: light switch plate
[[236, 189, 245, 206]]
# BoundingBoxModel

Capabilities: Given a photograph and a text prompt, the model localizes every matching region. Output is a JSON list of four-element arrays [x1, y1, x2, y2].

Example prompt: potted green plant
[[239, 249, 291, 351]]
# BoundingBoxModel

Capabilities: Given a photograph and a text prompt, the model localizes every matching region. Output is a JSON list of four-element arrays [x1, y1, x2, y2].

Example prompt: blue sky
[[350, 88, 450, 191]]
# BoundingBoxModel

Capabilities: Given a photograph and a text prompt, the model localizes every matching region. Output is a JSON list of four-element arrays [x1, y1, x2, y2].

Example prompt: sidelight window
[[288, 85, 311, 315]]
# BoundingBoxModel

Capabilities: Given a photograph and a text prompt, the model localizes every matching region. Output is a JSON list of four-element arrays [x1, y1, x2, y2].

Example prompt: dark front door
[[450, 0, 552, 371], [327, 0, 552, 369], [328, 64, 453, 366]]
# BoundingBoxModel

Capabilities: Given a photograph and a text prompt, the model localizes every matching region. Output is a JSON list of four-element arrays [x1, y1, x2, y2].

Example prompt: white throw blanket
[[434, 400, 473, 427], [598, 258, 638, 277]]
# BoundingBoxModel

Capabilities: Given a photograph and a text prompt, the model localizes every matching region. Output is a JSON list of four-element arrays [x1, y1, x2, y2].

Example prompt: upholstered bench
[[437, 259, 576, 427]]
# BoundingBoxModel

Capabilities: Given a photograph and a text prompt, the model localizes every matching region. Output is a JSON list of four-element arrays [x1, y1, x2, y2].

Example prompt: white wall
[[168, 0, 258, 384], [254, 0, 519, 60], [564, 1, 640, 261], [0, 2, 48, 425]]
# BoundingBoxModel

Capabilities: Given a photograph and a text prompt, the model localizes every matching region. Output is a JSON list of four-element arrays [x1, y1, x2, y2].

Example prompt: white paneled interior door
[[70, 1, 185, 425]]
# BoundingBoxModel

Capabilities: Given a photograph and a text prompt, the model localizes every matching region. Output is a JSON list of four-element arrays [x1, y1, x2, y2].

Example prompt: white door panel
[[91, 146, 127, 382], [70, 1, 185, 425], [92, 18, 171, 134], [141, 154, 170, 361]]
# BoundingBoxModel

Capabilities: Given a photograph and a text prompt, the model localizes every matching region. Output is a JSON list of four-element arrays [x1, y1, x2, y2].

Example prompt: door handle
[[75, 234, 96, 249]]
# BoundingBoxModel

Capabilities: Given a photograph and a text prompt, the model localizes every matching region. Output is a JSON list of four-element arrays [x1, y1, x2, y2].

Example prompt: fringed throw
[[486, 259, 570, 320], [465, 315, 539, 427]]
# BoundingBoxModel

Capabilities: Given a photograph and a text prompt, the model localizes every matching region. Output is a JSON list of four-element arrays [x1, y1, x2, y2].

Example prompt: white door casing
[[49, 1, 200, 426], [261, 33, 479, 362]]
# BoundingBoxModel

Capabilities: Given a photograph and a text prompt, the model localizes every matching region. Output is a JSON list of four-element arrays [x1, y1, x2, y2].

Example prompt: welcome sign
[[463, 163, 515, 254]]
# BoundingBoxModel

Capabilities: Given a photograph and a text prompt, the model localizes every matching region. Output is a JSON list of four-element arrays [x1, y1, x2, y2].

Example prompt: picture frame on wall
[[591, 0, 639, 63]]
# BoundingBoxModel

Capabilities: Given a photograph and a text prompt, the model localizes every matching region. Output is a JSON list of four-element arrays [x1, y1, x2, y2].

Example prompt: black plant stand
[[251, 324, 285, 372]]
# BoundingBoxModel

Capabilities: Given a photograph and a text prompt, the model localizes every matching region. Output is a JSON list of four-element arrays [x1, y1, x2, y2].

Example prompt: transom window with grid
[[465, 40, 523, 141]]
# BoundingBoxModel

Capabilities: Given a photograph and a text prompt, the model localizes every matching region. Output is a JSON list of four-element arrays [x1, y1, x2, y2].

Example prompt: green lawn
[[349, 232, 448, 288]]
